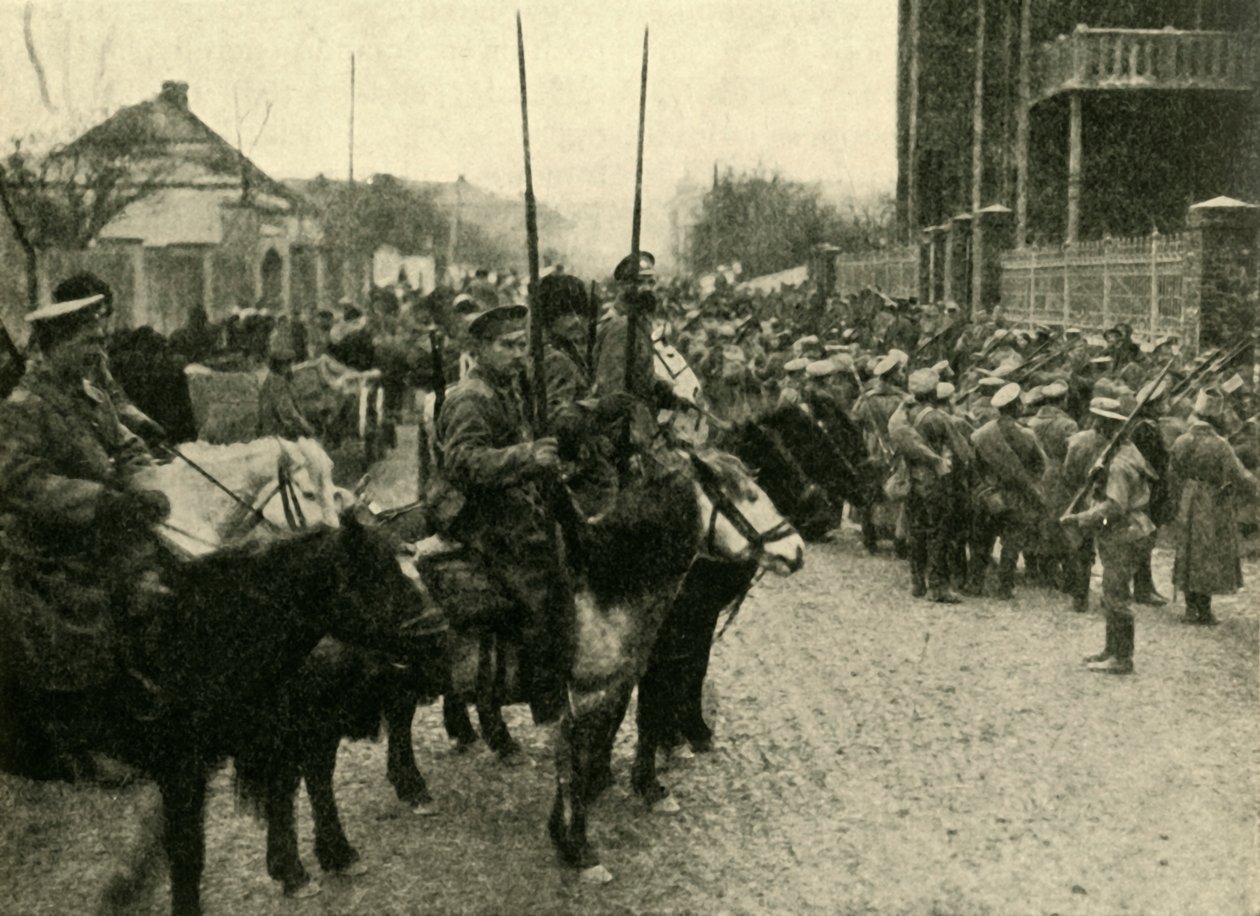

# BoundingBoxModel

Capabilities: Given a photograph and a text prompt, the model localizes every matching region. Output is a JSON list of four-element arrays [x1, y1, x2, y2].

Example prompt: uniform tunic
[[0, 366, 156, 691]]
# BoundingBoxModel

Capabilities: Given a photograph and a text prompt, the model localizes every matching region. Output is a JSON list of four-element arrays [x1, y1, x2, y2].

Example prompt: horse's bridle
[[687, 453, 795, 559], [276, 459, 310, 530]]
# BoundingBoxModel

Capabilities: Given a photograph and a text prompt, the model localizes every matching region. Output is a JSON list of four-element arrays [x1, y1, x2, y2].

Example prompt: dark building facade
[[896, 0, 1260, 247]]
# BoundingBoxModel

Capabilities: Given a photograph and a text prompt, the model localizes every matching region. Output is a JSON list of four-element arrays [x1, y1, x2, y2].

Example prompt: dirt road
[[1, 429, 1256, 914]]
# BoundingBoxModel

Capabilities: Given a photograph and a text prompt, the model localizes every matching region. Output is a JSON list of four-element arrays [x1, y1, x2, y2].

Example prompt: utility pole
[[348, 53, 356, 185]]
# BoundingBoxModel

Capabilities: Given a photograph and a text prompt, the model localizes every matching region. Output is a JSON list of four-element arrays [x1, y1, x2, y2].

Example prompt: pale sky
[[1, 0, 898, 271]]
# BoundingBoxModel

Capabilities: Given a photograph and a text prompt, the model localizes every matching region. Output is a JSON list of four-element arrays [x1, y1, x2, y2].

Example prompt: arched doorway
[[260, 248, 284, 309]]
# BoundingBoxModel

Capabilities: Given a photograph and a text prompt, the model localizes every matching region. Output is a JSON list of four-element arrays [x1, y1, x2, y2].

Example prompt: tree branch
[[22, 3, 56, 112]]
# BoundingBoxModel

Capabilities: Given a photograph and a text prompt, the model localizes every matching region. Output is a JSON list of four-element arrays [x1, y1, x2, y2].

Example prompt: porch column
[[1066, 91, 1082, 244], [1015, 0, 1031, 247]]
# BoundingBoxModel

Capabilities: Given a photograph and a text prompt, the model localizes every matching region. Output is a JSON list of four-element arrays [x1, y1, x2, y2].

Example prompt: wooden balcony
[[1033, 27, 1259, 103]]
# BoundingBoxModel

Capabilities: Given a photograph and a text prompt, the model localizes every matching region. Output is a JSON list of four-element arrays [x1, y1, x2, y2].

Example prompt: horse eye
[[301, 490, 317, 500]]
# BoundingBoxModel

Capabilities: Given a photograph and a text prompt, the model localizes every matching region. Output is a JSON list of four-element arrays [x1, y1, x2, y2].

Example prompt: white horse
[[134, 437, 350, 557]]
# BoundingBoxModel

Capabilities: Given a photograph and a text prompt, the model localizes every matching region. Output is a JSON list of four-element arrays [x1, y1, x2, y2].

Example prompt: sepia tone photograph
[[0, 1, 1256, 913]]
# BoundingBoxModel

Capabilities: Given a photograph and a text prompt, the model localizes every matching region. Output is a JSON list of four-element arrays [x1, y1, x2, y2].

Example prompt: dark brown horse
[[0, 519, 442, 916]]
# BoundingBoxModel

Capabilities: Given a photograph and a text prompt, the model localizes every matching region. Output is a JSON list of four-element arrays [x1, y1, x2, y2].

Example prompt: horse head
[[267, 437, 354, 531], [321, 516, 448, 673], [684, 447, 805, 576]]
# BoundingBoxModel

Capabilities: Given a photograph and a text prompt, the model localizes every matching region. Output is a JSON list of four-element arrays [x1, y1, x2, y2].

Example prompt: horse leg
[[158, 765, 208, 916], [583, 685, 630, 803], [442, 695, 479, 750], [306, 733, 366, 877], [548, 714, 610, 882], [384, 686, 435, 812], [100, 793, 165, 915], [677, 599, 725, 753], [262, 765, 315, 896], [632, 666, 679, 812], [475, 635, 521, 764]]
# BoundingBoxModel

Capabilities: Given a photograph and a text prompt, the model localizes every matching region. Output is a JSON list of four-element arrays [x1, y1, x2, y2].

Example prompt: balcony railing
[[1033, 27, 1259, 102]]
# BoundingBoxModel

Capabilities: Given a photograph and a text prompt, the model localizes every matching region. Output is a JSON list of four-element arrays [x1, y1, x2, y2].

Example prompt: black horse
[[0, 519, 443, 916], [722, 403, 875, 541]]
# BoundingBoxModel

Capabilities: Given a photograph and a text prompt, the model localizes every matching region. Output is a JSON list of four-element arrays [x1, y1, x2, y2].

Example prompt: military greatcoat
[[1169, 420, 1259, 595], [0, 366, 156, 691]]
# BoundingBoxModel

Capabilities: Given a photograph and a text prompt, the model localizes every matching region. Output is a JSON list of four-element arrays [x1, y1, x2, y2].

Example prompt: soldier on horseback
[[431, 303, 571, 723], [0, 290, 173, 737]]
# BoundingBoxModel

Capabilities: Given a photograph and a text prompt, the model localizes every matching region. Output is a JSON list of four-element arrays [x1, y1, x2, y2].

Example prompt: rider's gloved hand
[[106, 487, 171, 525]]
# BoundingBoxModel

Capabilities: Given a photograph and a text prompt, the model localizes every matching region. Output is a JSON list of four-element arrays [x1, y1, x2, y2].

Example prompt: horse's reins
[[160, 443, 307, 534], [687, 453, 796, 558], [160, 444, 286, 533]]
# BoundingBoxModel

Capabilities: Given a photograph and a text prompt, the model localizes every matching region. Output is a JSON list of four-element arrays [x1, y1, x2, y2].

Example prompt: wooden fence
[[998, 232, 1190, 341]]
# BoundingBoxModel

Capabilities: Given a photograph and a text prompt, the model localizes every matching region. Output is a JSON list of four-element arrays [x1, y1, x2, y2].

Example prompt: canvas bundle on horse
[[135, 437, 348, 556], [0, 519, 445, 916], [183, 364, 262, 444]]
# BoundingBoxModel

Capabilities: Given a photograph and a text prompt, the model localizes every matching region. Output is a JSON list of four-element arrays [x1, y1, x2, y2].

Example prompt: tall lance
[[517, 12, 547, 435], [622, 27, 650, 397]]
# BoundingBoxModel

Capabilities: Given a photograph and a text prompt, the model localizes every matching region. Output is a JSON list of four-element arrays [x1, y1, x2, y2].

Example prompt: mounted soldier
[[0, 291, 173, 729], [593, 251, 687, 412], [430, 304, 569, 722], [538, 272, 620, 516]]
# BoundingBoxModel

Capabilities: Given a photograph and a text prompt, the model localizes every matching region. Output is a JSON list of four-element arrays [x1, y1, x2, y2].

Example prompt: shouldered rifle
[[622, 26, 650, 400], [586, 279, 599, 374], [517, 13, 547, 436], [1060, 356, 1176, 524], [1168, 333, 1256, 405]]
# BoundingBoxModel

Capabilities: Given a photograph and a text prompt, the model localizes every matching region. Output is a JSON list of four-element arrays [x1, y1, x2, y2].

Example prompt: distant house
[[0, 80, 328, 340]]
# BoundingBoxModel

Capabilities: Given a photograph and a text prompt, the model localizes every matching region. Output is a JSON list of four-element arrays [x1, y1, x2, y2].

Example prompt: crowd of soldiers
[[0, 249, 1256, 750], [642, 282, 1258, 676]]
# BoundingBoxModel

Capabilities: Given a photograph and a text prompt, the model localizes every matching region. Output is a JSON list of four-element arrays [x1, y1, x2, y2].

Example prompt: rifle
[[586, 279, 599, 373], [1168, 334, 1256, 405], [517, 12, 547, 436], [622, 26, 650, 401], [1060, 356, 1176, 527]]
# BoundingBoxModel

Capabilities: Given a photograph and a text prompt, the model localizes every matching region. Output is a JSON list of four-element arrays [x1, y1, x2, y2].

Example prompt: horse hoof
[[287, 880, 321, 899], [579, 864, 614, 885], [651, 795, 681, 815], [411, 801, 440, 817], [498, 749, 526, 768], [333, 861, 369, 878], [450, 739, 478, 755], [671, 745, 695, 761]]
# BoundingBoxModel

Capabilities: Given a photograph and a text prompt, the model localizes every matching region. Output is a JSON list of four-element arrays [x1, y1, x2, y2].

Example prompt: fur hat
[[935, 381, 956, 401], [537, 273, 590, 325]]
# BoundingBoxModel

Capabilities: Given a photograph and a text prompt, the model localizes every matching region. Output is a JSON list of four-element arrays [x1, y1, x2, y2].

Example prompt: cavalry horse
[[0, 519, 445, 916], [343, 444, 802, 884]]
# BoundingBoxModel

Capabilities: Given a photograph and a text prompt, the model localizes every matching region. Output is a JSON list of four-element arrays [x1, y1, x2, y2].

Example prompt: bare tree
[[0, 138, 169, 307]]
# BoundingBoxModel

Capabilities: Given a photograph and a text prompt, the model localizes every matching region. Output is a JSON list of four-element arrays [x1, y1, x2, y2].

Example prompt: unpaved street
[[1, 431, 1256, 915]]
